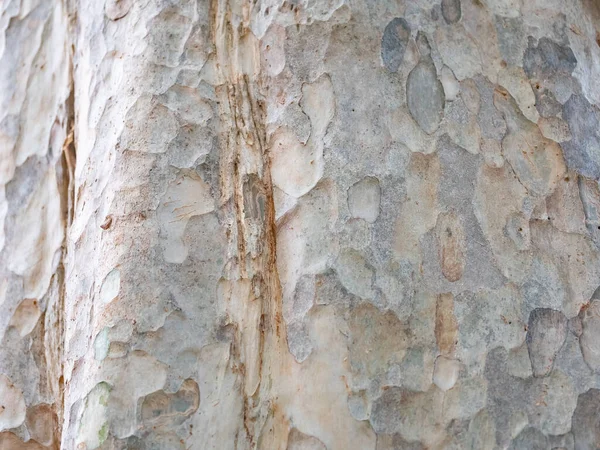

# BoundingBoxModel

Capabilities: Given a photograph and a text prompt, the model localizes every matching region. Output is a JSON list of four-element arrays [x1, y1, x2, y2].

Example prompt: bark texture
[[2, 0, 600, 449]]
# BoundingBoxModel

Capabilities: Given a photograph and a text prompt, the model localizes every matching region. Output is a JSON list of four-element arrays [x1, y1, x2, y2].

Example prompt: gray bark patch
[[475, 76, 507, 140], [441, 0, 461, 24], [406, 59, 445, 134], [532, 86, 562, 118], [494, 16, 525, 67], [571, 388, 600, 449], [579, 300, 600, 371], [415, 31, 431, 56], [560, 94, 600, 180], [509, 428, 549, 450], [523, 37, 577, 80], [526, 308, 567, 377], [370, 387, 405, 433], [381, 18, 411, 73]]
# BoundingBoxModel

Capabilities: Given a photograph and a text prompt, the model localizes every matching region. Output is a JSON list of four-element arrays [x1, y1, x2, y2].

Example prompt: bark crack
[[52, 14, 77, 448], [211, 0, 287, 447]]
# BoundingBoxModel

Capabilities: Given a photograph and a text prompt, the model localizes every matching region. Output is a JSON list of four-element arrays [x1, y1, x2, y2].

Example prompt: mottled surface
[[0, 0, 70, 447], [1, 0, 600, 448]]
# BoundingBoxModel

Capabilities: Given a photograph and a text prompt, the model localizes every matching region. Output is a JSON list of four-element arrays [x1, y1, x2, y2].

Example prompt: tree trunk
[[2, 0, 600, 448]]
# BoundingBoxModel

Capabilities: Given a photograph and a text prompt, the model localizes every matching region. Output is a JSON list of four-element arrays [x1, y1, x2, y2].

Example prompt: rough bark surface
[[2, 0, 600, 449]]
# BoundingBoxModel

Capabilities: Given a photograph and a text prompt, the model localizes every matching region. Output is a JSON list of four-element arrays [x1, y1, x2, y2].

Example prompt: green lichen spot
[[97, 382, 111, 406], [98, 423, 109, 445], [76, 382, 113, 449]]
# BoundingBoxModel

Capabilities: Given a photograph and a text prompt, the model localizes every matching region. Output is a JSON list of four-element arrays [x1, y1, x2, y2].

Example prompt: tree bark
[[2, 0, 600, 449]]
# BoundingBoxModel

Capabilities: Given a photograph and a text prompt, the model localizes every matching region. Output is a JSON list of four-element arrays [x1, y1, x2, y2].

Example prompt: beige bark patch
[[94, 320, 134, 361], [0, 374, 26, 431], [25, 404, 57, 447], [348, 303, 409, 381], [141, 378, 200, 428], [277, 180, 339, 314], [498, 66, 539, 123], [371, 386, 446, 446], [389, 109, 436, 154], [287, 428, 327, 450], [546, 172, 586, 234], [270, 127, 323, 198], [494, 87, 567, 197], [261, 25, 286, 77], [284, 306, 377, 449], [435, 212, 466, 282], [0, 432, 45, 449], [433, 355, 460, 391], [100, 351, 168, 438], [191, 343, 242, 448], [335, 248, 375, 300], [394, 152, 440, 264], [9, 298, 41, 337], [480, 138, 504, 168], [441, 66, 460, 101], [158, 170, 214, 263], [435, 24, 482, 81], [105, 0, 132, 20], [347, 177, 381, 223], [435, 293, 458, 356], [100, 269, 120, 305], [538, 116, 571, 143], [0, 279, 7, 307], [270, 74, 334, 198], [443, 377, 488, 421], [473, 164, 531, 282], [447, 114, 482, 155]]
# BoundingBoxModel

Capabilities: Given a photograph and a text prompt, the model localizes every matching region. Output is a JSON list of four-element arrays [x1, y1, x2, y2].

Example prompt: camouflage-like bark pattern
[[2, 0, 600, 448]]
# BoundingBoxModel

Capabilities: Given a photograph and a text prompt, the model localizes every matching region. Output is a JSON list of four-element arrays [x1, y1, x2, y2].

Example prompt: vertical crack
[[51, 10, 76, 447], [211, 0, 287, 447]]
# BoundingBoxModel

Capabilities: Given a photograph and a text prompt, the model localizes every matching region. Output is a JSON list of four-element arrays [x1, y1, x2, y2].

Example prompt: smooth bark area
[[1, 0, 600, 449]]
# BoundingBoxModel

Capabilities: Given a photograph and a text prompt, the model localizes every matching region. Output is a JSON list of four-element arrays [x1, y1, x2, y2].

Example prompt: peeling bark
[[212, 0, 288, 445]]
